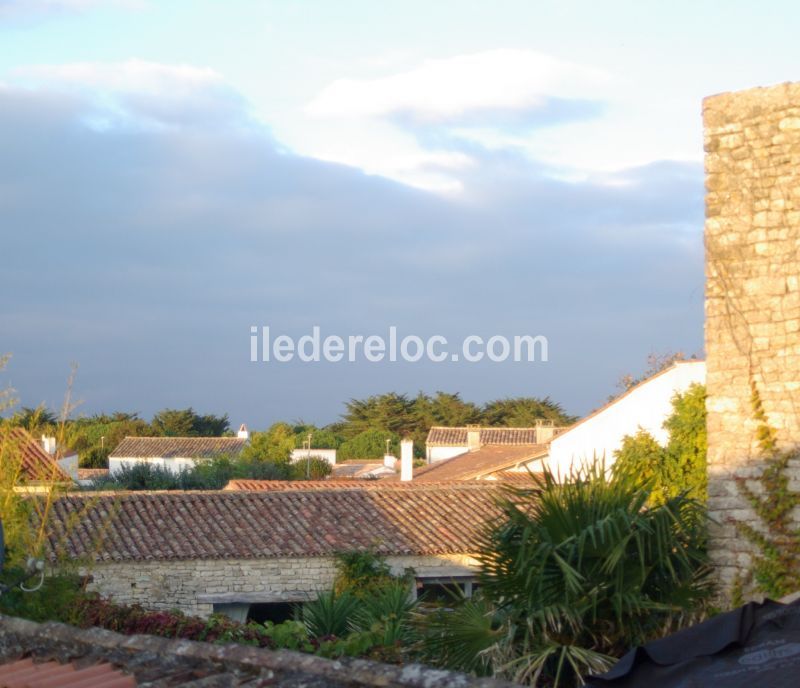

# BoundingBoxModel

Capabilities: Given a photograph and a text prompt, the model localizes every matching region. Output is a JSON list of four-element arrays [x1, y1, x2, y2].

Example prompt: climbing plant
[[731, 381, 800, 599]]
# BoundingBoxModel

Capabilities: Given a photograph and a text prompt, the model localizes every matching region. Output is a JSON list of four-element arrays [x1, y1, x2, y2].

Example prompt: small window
[[247, 602, 297, 624], [415, 576, 475, 606]]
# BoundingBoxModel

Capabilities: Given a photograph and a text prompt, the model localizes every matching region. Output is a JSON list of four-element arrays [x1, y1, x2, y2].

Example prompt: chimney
[[41, 435, 57, 455], [384, 454, 397, 469], [466, 425, 481, 452], [400, 438, 413, 481], [237, 424, 250, 440], [535, 419, 556, 444]]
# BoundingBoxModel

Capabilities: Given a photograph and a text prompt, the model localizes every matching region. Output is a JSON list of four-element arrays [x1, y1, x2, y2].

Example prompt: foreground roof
[[412, 444, 548, 482], [109, 436, 247, 459], [47, 484, 504, 562], [0, 427, 72, 483], [0, 615, 518, 688], [427, 426, 543, 446]]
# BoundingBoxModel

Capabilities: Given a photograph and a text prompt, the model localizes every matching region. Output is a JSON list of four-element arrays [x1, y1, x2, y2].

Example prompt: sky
[[1, 0, 799, 428]]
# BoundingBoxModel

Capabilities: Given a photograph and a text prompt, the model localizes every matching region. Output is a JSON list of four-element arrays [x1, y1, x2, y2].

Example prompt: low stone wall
[[0, 614, 520, 687], [84, 553, 478, 616]]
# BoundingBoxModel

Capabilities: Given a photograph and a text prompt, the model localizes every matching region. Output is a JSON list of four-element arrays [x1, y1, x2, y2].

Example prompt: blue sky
[[1, 0, 798, 427]]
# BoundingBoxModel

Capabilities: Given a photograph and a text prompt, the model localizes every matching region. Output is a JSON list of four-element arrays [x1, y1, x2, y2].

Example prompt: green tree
[[613, 384, 707, 504], [341, 393, 417, 437], [338, 428, 399, 461], [150, 407, 229, 437], [8, 405, 58, 434], [241, 422, 296, 464], [480, 397, 575, 427]]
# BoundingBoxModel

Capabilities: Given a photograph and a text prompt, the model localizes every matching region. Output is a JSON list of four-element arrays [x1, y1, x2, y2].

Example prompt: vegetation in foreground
[[2, 463, 712, 686]]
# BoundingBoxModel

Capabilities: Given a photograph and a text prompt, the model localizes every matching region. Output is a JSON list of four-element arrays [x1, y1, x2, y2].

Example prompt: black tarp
[[587, 598, 800, 688]]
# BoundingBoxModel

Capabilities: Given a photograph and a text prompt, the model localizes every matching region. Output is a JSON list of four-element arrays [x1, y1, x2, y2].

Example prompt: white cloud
[[307, 49, 611, 122], [16, 59, 223, 95]]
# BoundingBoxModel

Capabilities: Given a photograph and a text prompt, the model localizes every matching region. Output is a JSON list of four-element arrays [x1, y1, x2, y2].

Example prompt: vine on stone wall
[[731, 382, 800, 599]]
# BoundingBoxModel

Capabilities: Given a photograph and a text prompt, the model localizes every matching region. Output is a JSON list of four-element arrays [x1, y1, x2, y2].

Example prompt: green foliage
[[732, 382, 800, 598], [293, 425, 343, 449], [418, 594, 504, 676], [349, 581, 417, 647], [338, 429, 399, 461], [333, 549, 395, 596], [290, 456, 333, 480], [8, 405, 58, 434], [150, 407, 230, 437], [262, 619, 314, 651], [614, 383, 707, 504], [0, 569, 85, 623], [87, 455, 291, 491], [301, 590, 360, 638], [430, 464, 711, 686], [241, 423, 296, 464], [481, 397, 576, 427]]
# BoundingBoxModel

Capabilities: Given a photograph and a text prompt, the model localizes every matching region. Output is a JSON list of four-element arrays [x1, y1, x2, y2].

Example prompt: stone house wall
[[704, 81, 800, 593], [83, 553, 478, 617]]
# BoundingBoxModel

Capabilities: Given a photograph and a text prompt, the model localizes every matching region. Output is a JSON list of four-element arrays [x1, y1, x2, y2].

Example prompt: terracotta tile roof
[[412, 444, 548, 482], [330, 462, 395, 479], [109, 436, 246, 459], [77, 468, 109, 480], [47, 484, 503, 562], [0, 657, 135, 687], [0, 427, 72, 483], [223, 479, 478, 491], [426, 426, 542, 446]]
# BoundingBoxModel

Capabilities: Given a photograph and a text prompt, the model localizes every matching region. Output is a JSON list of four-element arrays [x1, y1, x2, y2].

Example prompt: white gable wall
[[546, 361, 706, 479]]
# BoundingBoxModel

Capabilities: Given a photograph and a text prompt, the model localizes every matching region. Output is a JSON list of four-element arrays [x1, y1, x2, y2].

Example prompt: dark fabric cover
[[587, 598, 800, 687]]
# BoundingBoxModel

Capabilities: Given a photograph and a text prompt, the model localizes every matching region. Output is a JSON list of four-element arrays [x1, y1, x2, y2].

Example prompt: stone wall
[[704, 82, 800, 593], [84, 553, 478, 617]]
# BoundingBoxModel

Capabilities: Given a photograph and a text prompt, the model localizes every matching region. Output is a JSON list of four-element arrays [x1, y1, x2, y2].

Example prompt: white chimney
[[467, 426, 481, 452], [41, 436, 57, 455], [384, 454, 397, 469], [237, 424, 250, 440], [400, 439, 413, 482], [535, 419, 556, 444]]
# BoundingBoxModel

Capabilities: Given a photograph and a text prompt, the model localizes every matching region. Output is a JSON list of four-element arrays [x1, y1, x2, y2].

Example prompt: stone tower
[[704, 82, 800, 592]]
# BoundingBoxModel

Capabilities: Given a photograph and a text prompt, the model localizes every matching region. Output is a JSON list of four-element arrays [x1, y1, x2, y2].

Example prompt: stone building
[[47, 484, 501, 620], [704, 82, 800, 592]]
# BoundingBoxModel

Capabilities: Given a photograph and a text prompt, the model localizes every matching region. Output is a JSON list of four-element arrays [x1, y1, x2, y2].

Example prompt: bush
[[291, 456, 333, 480], [87, 455, 292, 491]]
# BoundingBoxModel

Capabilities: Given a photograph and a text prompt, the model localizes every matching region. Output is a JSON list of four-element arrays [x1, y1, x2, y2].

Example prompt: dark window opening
[[247, 602, 297, 624]]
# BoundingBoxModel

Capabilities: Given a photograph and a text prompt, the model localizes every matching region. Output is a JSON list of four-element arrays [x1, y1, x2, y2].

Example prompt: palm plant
[[301, 590, 360, 638], [428, 463, 711, 687], [350, 581, 418, 646]]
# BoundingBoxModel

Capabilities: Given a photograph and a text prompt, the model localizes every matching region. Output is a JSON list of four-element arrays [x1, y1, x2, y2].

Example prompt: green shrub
[[290, 456, 333, 480]]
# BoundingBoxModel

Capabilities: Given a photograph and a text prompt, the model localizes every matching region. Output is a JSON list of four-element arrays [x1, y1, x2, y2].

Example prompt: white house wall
[[546, 361, 706, 478], [290, 448, 337, 465], [109, 456, 200, 475], [427, 446, 468, 463]]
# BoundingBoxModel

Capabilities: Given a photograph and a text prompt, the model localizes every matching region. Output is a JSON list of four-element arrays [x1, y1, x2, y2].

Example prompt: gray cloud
[[0, 80, 704, 426]]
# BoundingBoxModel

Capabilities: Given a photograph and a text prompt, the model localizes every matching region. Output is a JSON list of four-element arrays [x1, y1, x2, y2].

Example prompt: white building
[[290, 448, 337, 465], [109, 434, 248, 475], [546, 360, 706, 478]]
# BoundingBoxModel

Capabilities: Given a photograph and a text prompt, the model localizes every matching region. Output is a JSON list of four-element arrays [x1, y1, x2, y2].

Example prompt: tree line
[[3, 392, 576, 468]]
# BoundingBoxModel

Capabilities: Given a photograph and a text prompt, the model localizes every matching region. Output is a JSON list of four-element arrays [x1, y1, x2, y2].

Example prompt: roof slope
[[427, 426, 541, 446], [412, 444, 548, 482], [110, 436, 246, 459], [224, 479, 479, 491], [47, 484, 503, 562], [0, 427, 72, 483]]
